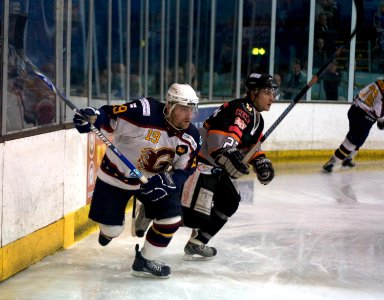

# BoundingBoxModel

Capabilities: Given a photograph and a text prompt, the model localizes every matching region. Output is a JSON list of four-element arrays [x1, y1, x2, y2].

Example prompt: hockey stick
[[24, 58, 146, 237], [12, 13, 147, 183], [23, 57, 148, 184], [14, 14, 146, 238], [25, 57, 148, 236], [243, 0, 364, 163]]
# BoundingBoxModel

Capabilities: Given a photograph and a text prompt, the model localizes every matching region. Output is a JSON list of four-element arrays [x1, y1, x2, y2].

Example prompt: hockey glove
[[215, 147, 249, 179], [140, 172, 177, 202], [377, 121, 384, 130], [253, 156, 274, 185], [73, 107, 100, 133]]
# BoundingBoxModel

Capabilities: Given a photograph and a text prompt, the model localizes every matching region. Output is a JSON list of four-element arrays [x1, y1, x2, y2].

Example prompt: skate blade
[[131, 270, 170, 279], [182, 253, 215, 261]]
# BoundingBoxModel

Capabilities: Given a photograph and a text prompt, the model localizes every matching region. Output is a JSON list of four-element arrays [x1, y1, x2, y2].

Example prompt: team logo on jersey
[[176, 145, 188, 155], [182, 133, 197, 150], [138, 147, 175, 172], [234, 117, 247, 130], [139, 98, 151, 116], [235, 108, 250, 123]]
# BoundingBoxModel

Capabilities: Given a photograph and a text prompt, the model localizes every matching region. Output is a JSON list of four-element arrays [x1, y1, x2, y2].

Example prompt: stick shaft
[[24, 58, 148, 184], [243, 0, 363, 163]]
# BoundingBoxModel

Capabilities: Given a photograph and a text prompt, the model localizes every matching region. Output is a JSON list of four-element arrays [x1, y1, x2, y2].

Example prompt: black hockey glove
[[253, 156, 274, 185], [215, 147, 249, 179], [73, 107, 100, 133], [140, 172, 177, 202], [377, 121, 384, 130]]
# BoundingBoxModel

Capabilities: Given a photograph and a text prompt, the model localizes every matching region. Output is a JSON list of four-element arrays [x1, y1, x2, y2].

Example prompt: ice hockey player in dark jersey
[[322, 80, 384, 172], [73, 83, 200, 278], [180, 73, 277, 260]]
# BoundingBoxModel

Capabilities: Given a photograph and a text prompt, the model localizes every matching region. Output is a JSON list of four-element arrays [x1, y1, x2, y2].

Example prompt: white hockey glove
[[253, 156, 274, 185], [73, 107, 100, 133], [215, 147, 249, 179], [140, 172, 177, 202]]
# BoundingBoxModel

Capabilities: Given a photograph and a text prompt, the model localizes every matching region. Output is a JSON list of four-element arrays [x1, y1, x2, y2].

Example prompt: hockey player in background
[[180, 73, 277, 260], [322, 80, 384, 173], [73, 83, 200, 278]]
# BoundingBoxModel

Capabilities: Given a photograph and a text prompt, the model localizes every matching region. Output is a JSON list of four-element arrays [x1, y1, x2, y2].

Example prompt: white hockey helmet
[[165, 83, 199, 117]]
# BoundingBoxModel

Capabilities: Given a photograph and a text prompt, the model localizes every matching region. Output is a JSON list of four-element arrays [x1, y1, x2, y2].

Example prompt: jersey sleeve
[[95, 98, 156, 134], [171, 126, 201, 189]]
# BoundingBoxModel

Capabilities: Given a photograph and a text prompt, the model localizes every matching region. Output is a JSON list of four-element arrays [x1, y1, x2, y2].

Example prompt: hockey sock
[[141, 216, 181, 260]]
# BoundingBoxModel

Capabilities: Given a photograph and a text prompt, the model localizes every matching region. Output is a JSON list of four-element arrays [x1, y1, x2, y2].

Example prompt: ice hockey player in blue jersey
[[73, 83, 200, 278], [322, 80, 384, 172]]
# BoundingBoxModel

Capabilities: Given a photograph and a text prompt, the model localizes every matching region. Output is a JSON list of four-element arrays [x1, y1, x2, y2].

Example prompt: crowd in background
[[2, 0, 384, 134]]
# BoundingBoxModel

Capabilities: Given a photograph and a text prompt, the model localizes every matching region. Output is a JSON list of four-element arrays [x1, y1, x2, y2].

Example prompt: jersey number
[[223, 137, 238, 148], [112, 105, 128, 114], [145, 129, 161, 144]]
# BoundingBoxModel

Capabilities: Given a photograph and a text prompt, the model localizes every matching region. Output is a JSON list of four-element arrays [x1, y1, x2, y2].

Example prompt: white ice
[[0, 161, 383, 300]]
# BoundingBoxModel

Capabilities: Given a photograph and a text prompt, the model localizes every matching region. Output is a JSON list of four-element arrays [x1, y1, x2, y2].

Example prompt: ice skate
[[98, 232, 112, 246], [131, 244, 171, 278], [183, 241, 217, 261], [342, 158, 356, 168], [322, 157, 336, 173], [134, 203, 152, 238]]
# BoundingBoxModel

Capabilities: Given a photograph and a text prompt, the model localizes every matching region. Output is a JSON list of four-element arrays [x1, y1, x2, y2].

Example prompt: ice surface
[[0, 161, 383, 300]]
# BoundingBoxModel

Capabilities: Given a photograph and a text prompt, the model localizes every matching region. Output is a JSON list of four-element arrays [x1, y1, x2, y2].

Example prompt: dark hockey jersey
[[94, 97, 201, 190], [198, 97, 265, 166]]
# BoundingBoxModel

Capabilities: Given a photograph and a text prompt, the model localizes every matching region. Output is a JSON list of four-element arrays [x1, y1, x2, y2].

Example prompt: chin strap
[[165, 118, 184, 135]]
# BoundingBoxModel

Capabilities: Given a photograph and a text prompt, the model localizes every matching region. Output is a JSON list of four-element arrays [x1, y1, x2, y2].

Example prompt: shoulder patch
[[242, 102, 254, 114], [176, 145, 188, 155], [139, 98, 151, 116]]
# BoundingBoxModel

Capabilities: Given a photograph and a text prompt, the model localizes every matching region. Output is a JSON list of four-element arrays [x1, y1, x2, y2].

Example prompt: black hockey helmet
[[245, 73, 278, 92]]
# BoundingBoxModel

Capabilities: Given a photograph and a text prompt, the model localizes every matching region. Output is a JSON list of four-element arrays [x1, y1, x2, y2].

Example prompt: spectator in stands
[[322, 59, 341, 101], [129, 74, 143, 98], [313, 37, 328, 71], [316, 0, 340, 31], [273, 73, 284, 100], [315, 12, 336, 56], [112, 63, 127, 98], [283, 59, 307, 100]]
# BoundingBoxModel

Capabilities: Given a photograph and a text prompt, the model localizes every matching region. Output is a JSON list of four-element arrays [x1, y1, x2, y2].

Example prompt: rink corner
[[0, 205, 98, 282]]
